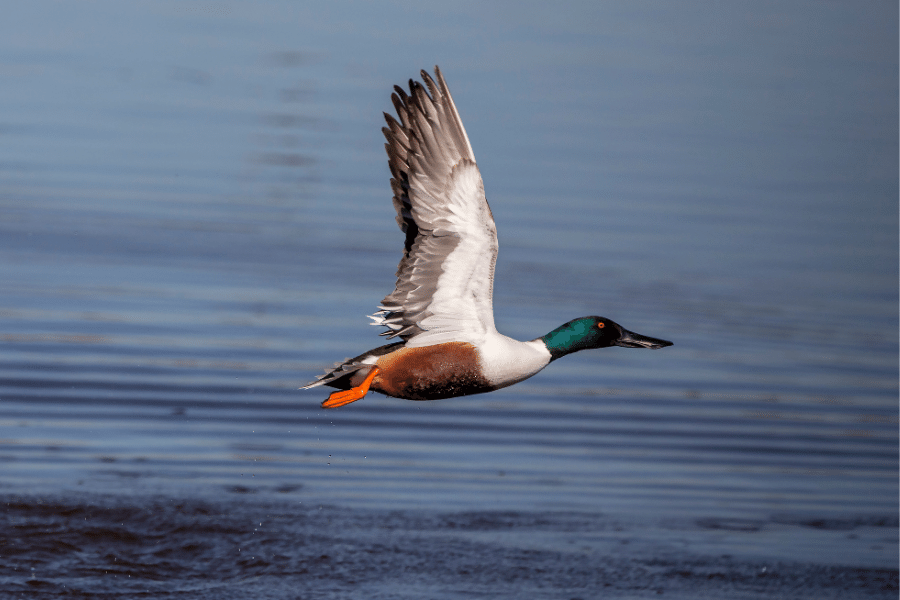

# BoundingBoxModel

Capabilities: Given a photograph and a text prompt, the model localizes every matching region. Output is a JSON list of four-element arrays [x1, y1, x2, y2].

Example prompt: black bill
[[614, 328, 673, 349]]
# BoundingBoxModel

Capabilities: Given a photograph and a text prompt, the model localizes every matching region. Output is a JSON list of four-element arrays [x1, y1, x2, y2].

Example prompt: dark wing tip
[[420, 69, 440, 101]]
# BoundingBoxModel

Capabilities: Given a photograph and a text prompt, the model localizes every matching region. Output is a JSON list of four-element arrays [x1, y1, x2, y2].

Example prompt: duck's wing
[[369, 66, 498, 348]]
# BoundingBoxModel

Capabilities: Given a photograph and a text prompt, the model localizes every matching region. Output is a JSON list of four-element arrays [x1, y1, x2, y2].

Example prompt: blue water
[[0, 2, 896, 598]]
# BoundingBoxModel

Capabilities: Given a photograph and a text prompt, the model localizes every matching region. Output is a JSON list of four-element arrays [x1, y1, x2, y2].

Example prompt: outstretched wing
[[370, 66, 498, 348]]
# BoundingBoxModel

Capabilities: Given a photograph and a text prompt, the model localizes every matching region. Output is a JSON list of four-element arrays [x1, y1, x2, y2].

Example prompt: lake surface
[[1, 1, 897, 598]]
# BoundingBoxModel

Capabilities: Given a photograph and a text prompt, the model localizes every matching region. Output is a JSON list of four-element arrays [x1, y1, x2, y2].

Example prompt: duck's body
[[314, 335, 550, 402], [302, 67, 672, 408]]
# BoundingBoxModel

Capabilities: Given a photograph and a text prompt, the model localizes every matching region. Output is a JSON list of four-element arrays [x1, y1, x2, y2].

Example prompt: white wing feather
[[373, 67, 499, 347]]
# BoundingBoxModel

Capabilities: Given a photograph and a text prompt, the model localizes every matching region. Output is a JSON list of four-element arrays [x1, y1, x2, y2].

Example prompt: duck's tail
[[299, 341, 404, 390], [299, 359, 362, 390]]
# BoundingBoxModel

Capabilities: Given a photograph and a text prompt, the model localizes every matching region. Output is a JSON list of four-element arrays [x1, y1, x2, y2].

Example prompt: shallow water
[[1, 1, 897, 598], [3, 495, 897, 599]]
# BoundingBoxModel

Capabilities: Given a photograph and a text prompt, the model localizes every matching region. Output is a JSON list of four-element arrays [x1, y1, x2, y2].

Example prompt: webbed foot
[[321, 367, 380, 409]]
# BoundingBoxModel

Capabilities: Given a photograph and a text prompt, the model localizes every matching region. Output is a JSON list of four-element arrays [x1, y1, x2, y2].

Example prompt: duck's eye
[[597, 322, 605, 329]]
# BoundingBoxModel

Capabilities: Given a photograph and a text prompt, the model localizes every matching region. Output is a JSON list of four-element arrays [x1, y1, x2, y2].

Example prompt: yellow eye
[[597, 322, 605, 329]]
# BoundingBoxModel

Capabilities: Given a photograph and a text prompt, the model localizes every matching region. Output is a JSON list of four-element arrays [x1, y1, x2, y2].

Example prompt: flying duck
[[302, 66, 672, 408]]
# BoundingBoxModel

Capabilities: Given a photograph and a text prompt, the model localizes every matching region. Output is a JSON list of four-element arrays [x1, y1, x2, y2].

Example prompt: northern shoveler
[[302, 66, 672, 408]]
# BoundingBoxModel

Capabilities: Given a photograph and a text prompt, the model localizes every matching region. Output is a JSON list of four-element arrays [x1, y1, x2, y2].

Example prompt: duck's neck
[[540, 319, 595, 362]]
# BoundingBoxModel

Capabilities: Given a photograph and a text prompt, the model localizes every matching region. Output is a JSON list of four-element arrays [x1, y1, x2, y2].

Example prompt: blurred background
[[0, 1, 896, 598]]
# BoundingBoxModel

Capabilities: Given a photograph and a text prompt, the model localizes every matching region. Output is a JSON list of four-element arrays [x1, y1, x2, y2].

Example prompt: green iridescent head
[[541, 316, 672, 361]]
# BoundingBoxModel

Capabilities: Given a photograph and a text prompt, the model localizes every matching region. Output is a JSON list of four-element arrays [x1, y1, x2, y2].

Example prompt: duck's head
[[541, 316, 673, 361]]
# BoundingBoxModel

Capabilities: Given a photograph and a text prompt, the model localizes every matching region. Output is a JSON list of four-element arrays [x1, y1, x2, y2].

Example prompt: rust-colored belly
[[371, 342, 494, 400]]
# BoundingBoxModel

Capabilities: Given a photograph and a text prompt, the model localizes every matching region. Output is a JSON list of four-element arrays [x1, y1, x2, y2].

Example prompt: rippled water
[[1, 2, 897, 598]]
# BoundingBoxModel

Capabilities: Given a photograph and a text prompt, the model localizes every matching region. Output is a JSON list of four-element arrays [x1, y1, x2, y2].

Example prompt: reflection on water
[[0, 1, 896, 598]]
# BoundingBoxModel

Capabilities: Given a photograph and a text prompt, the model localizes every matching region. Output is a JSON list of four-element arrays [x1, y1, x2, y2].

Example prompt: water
[[1, 1, 897, 598]]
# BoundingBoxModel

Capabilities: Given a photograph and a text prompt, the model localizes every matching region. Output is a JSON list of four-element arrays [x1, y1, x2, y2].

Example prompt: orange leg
[[322, 367, 380, 409]]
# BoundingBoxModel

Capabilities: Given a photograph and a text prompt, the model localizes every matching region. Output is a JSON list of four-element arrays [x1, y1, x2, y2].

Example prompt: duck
[[302, 66, 672, 409]]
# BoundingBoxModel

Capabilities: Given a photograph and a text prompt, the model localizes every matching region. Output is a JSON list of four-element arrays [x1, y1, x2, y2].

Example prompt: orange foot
[[322, 367, 380, 409]]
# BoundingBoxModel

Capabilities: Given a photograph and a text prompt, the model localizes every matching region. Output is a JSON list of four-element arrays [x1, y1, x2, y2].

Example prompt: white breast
[[477, 332, 552, 389]]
